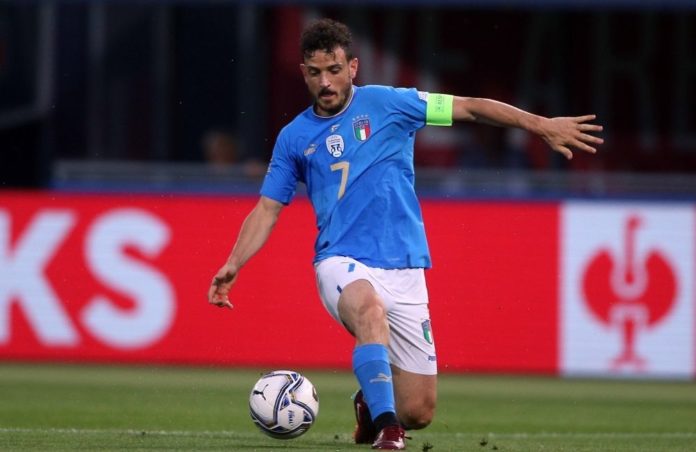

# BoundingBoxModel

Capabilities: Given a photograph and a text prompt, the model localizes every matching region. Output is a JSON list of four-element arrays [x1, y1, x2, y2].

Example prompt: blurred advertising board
[[0, 192, 693, 378]]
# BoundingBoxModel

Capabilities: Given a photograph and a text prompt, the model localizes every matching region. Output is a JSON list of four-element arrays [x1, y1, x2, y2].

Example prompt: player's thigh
[[391, 365, 437, 429], [315, 256, 374, 323], [338, 279, 391, 344]]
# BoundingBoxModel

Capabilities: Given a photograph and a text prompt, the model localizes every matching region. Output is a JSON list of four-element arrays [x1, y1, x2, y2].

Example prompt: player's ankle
[[373, 411, 400, 433]]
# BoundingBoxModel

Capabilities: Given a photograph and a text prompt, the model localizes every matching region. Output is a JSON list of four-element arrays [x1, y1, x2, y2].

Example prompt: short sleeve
[[260, 131, 300, 205], [380, 86, 428, 132]]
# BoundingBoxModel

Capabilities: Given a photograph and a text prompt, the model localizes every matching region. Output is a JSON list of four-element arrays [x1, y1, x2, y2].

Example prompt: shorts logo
[[421, 319, 434, 344], [352, 115, 371, 141], [326, 134, 344, 157]]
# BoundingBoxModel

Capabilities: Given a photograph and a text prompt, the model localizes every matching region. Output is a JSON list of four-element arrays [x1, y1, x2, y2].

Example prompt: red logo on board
[[581, 215, 677, 371]]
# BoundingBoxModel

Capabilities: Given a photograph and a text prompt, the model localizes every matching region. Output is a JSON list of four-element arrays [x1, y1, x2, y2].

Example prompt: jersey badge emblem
[[326, 134, 345, 157], [303, 143, 317, 156], [352, 116, 371, 141]]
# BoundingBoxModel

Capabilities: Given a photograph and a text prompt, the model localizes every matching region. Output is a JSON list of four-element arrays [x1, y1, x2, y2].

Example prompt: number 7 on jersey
[[330, 161, 350, 199]]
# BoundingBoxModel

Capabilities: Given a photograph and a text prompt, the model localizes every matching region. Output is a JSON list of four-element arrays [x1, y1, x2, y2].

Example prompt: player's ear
[[300, 63, 308, 77], [349, 58, 358, 80]]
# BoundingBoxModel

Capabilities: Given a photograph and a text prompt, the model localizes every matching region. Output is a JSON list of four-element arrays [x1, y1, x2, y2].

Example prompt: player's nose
[[318, 73, 331, 87]]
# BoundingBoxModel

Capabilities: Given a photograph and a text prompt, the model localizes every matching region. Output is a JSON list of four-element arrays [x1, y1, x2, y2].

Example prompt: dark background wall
[[1, 2, 695, 188]]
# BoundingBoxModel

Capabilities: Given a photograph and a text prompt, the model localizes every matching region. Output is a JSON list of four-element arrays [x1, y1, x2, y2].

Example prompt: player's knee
[[399, 398, 436, 430], [400, 410, 434, 430]]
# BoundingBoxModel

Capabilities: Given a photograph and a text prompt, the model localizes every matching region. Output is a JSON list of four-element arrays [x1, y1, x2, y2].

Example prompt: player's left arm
[[208, 196, 284, 309], [450, 96, 604, 160]]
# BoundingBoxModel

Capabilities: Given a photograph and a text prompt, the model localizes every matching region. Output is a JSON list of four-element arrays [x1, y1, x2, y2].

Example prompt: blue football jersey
[[261, 85, 431, 269]]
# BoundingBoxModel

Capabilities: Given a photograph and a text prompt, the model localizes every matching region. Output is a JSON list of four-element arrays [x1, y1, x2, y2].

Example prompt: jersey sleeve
[[383, 86, 454, 128], [260, 129, 300, 205], [381, 86, 428, 132]]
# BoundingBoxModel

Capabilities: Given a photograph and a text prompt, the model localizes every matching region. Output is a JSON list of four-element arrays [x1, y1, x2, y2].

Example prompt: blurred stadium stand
[[2, 1, 696, 198]]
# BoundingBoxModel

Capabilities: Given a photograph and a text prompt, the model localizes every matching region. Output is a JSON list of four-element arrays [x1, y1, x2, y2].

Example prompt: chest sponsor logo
[[326, 134, 345, 158]]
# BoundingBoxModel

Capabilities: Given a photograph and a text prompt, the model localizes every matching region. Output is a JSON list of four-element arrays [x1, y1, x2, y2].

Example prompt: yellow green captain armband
[[425, 93, 454, 126]]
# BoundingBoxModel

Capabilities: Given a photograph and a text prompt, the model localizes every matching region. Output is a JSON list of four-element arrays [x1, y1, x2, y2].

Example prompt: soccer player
[[208, 18, 602, 450]]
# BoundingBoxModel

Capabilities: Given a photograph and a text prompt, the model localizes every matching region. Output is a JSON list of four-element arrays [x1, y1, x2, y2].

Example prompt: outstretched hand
[[208, 263, 238, 310], [539, 114, 603, 160]]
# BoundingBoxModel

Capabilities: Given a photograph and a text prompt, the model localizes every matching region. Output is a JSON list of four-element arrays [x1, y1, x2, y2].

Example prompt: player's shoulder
[[357, 85, 425, 104], [277, 106, 314, 139], [356, 85, 418, 94], [358, 84, 413, 95], [274, 104, 324, 159]]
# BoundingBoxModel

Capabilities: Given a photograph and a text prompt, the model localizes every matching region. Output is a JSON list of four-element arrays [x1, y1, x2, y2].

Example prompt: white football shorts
[[314, 256, 437, 375]]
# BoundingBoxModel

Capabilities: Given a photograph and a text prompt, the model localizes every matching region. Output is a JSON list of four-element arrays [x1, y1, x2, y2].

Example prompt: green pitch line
[[0, 364, 694, 451]]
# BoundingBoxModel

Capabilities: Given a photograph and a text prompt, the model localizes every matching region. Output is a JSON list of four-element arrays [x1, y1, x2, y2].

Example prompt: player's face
[[300, 47, 358, 117]]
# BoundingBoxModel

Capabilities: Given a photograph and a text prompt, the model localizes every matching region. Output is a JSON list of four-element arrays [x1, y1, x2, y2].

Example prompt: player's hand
[[540, 114, 603, 160], [208, 263, 238, 310]]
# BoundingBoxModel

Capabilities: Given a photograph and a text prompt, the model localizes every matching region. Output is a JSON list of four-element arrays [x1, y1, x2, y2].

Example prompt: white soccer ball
[[248, 370, 319, 439]]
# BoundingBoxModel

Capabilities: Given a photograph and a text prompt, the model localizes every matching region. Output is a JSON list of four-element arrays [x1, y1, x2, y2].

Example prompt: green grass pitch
[[1, 363, 695, 451]]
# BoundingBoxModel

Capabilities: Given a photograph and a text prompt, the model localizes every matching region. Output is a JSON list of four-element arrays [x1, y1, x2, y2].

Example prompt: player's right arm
[[208, 195, 284, 309]]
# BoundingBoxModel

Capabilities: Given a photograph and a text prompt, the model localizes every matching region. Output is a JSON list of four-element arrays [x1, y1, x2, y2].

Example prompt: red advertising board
[[0, 192, 350, 367], [424, 201, 559, 373], [1, 192, 693, 377]]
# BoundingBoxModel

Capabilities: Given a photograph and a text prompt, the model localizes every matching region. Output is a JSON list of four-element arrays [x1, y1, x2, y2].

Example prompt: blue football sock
[[352, 343, 396, 420]]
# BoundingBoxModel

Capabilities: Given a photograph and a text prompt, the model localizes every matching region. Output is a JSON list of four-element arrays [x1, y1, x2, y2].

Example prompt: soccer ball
[[248, 370, 319, 439]]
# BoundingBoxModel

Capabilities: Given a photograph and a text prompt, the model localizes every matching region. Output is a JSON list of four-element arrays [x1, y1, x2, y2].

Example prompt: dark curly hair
[[300, 18, 353, 60]]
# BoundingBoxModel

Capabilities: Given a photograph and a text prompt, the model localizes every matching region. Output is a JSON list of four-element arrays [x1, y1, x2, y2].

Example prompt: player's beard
[[315, 84, 352, 116]]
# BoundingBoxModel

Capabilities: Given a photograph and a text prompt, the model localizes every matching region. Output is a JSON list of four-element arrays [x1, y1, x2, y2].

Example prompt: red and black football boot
[[371, 425, 407, 450], [352, 389, 378, 444]]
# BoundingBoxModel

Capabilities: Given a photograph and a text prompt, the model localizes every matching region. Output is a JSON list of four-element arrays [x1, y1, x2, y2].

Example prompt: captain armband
[[425, 93, 454, 126]]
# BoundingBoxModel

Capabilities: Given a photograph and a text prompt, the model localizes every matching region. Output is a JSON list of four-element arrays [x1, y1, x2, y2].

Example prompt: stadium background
[[1, 1, 695, 380]]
